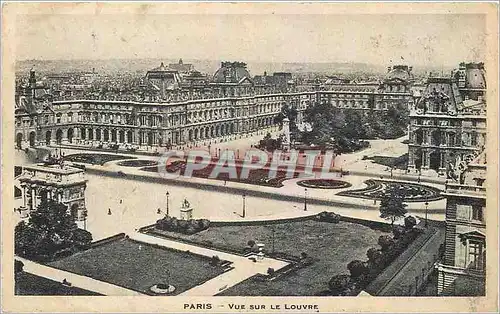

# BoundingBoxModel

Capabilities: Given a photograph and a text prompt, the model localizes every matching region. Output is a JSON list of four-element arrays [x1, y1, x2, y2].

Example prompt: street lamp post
[[425, 201, 429, 228], [242, 194, 246, 218], [166, 191, 170, 217], [83, 211, 87, 231], [304, 188, 308, 211], [271, 226, 275, 254]]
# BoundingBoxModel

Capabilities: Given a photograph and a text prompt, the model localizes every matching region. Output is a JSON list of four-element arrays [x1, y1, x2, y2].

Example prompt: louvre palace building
[[14, 60, 413, 151], [407, 62, 486, 176]]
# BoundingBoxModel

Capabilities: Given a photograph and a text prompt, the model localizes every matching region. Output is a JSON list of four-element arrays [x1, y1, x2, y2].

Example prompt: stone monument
[[180, 198, 193, 220], [282, 117, 291, 151]]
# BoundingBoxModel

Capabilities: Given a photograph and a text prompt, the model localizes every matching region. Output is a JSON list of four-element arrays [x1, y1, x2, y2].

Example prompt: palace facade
[[407, 62, 486, 176], [15, 61, 414, 151], [437, 151, 486, 296]]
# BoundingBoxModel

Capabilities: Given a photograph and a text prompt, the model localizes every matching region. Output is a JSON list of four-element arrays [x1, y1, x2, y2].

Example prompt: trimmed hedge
[[315, 211, 341, 223], [156, 216, 210, 235]]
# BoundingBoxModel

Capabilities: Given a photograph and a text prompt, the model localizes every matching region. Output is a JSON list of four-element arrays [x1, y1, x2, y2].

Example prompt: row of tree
[[328, 216, 419, 296]]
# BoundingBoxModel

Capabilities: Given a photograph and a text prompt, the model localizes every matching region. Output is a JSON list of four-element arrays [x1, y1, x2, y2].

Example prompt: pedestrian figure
[[224, 180, 227, 186], [108, 208, 112, 215], [374, 199, 377, 205], [120, 199, 122, 204], [157, 208, 161, 214]]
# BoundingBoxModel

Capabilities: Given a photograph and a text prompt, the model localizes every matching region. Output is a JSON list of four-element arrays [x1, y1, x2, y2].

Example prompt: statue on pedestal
[[180, 199, 193, 220]]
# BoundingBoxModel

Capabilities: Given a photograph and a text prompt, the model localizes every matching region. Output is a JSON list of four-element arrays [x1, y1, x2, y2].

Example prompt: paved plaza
[[15, 135, 445, 241]]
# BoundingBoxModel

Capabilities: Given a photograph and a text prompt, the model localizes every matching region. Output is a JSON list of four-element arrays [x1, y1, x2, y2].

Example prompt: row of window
[[413, 119, 483, 127]]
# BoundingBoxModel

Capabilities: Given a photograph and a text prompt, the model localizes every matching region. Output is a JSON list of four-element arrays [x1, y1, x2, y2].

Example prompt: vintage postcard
[[1, 2, 498, 313]]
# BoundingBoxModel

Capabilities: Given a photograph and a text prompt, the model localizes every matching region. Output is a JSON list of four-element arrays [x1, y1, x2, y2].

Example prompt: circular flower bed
[[297, 179, 352, 189], [336, 179, 443, 202], [150, 283, 176, 294], [117, 159, 158, 167]]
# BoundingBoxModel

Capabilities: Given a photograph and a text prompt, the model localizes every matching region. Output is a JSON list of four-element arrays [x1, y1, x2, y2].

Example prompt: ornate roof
[[212, 61, 252, 84], [465, 67, 486, 89], [384, 65, 414, 83], [415, 77, 463, 115], [168, 59, 194, 73]]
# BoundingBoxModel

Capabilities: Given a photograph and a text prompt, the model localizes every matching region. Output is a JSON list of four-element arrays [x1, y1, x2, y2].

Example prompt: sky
[[15, 13, 486, 67]]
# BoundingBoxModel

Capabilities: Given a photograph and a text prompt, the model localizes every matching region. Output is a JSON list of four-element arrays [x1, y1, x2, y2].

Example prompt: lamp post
[[424, 201, 429, 228], [304, 188, 308, 211], [242, 194, 246, 218], [271, 225, 275, 254], [83, 211, 87, 231], [166, 191, 170, 217]]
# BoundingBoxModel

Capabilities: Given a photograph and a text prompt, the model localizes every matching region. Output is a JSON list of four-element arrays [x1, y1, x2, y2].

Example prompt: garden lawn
[[47, 238, 227, 295], [149, 220, 388, 296], [15, 272, 102, 296], [365, 154, 408, 170]]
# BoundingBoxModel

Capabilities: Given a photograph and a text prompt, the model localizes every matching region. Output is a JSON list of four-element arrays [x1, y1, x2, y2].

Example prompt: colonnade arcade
[[35, 114, 276, 149]]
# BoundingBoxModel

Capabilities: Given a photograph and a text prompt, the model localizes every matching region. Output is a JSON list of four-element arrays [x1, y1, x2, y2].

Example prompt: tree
[[71, 228, 93, 249], [328, 274, 351, 294], [379, 187, 408, 225], [15, 198, 92, 261], [404, 215, 417, 229], [392, 225, 406, 240], [366, 248, 382, 262], [347, 260, 368, 279], [378, 235, 395, 252]]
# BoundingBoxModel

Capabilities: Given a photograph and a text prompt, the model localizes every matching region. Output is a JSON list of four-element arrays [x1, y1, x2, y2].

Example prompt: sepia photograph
[[1, 2, 498, 313]]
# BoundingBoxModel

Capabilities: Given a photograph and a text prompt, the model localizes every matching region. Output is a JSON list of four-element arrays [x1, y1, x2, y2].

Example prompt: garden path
[[16, 257, 144, 296], [129, 232, 289, 296], [377, 224, 445, 296]]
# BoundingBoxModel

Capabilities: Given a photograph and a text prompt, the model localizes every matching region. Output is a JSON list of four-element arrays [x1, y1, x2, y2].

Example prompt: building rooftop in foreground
[[22, 163, 84, 175]]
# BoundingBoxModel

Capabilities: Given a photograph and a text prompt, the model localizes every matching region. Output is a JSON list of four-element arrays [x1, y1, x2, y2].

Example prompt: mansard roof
[[418, 77, 463, 114]]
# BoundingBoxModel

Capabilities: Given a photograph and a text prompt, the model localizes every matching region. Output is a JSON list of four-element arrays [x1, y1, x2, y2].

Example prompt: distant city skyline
[[16, 14, 485, 67]]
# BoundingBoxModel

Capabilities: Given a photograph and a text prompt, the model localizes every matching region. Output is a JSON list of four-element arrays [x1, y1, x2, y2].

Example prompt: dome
[[385, 65, 413, 82], [213, 61, 252, 83], [465, 67, 486, 89]]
